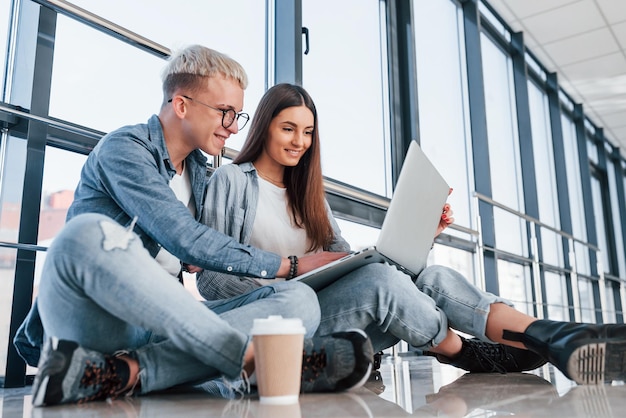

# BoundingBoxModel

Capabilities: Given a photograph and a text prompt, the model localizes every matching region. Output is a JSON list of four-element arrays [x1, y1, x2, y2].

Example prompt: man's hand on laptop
[[297, 251, 350, 276]]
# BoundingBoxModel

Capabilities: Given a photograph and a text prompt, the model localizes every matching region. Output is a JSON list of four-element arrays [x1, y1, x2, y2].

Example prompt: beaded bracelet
[[287, 255, 298, 280]]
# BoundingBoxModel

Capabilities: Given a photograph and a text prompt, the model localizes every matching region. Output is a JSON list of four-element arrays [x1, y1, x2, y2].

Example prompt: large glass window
[[431, 245, 476, 288], [413, 0, 473, 235], [0, 246, 15, 375], [38, 146, 87, 247], [0, 0, 10, 90], [561, 113, 590, 275], [586, 135, 598, 163], [0, 135, 25, 244], [528, 80, 563, 267], [497, 260, 532, 315], [302, 0, 390, 196], [544, 271, 569, 321], [68, 0, 265, 61], [335, 219, 380, 251], [481, 34, 526, 257], [35, 142, 84, 297], [615, 161, 626, 274], [540, 229, 563, 269], [578, 278, 596, 323], [49, 15, 164, 132], [0, 134, 26, 378], [590, 173, 611, 273], [607, 156, 625, 278], [603, 281, 617, 323], [51, 0, 267, 150]]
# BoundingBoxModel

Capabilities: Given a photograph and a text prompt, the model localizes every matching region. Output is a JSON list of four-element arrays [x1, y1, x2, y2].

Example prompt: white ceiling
[[486, 0, 626, 157]]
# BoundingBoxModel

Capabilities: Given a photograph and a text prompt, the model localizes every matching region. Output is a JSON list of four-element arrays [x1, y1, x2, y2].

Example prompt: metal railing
[[0, 103, 104, 139], [32, 0, 170, 58], [474, 191, 610, 323]]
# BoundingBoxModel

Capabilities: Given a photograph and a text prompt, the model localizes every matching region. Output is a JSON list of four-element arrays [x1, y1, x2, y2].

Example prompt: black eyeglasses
[[168, 95, 250, 130]]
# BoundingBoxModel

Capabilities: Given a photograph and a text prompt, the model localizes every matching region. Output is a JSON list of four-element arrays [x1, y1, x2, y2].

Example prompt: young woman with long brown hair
[[197, 83, 626, 386]]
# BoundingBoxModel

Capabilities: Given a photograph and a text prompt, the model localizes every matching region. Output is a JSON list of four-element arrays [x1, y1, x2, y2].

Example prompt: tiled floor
[[2, 354, 625, 417]]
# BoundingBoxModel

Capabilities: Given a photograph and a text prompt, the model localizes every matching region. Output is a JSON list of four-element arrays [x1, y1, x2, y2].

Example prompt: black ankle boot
[[503, 319, 626, 385], [426, 337, 546, 373]]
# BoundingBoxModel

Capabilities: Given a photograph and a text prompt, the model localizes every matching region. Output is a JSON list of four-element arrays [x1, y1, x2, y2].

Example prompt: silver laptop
[[295, 140, 450, 291]]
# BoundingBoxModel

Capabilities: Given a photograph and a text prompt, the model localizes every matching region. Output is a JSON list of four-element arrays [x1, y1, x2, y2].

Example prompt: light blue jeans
[[36, 213, 320, 393], [315, 263, 511, 352]]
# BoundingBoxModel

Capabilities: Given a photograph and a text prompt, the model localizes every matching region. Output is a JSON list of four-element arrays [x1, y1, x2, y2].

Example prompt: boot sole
[[567, 341, 626, 384]]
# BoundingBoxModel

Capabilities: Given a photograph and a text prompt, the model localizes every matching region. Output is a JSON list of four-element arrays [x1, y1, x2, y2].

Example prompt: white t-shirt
[[169, 162, 195, 218], [155, 162, 194, 276], [250, 177, 315, 284]]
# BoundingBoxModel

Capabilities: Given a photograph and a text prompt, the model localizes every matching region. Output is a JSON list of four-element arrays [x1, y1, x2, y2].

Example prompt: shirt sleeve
[[95, 134, 281, 278], [325, 199, 352, 252], [198, 165, 265, 300]]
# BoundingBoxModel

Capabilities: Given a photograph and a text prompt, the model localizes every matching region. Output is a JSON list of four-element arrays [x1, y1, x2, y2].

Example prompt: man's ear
[[170, 96, 188, 119]]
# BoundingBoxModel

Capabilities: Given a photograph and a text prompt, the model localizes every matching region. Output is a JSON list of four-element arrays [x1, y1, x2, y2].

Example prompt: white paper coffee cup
[[251, 316, 306, 405]]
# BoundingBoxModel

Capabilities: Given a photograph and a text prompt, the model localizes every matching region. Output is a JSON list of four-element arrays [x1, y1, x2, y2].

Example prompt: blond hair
[[161, 45, 248, 104]]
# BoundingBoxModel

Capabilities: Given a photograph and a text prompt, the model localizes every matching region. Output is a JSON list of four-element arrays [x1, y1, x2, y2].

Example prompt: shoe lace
[[302, 347, 327, 383], [78, 358, 124, 403], [466, 341, 511, 374]]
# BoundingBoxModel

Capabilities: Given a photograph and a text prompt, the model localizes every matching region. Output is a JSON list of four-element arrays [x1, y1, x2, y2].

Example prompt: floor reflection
[[2, 354, 626, 417]]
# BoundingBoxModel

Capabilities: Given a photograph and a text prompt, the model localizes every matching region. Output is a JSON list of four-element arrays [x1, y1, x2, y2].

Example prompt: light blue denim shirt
[[197, 162, 350, 300], [67, 115, 281, 278]]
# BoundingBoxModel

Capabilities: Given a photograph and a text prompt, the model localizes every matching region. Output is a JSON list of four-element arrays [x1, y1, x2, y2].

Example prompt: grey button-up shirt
[[197, 162, 350, 300]]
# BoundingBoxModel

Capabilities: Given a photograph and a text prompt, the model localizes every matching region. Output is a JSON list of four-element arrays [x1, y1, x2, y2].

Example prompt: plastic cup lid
[[251, 315, 306, 335]]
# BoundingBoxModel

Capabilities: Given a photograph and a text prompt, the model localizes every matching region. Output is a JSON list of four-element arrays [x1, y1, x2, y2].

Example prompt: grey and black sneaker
[[32, 337, 131, 406], [301, 329, 374, 392], [426, 337, 547, 373]]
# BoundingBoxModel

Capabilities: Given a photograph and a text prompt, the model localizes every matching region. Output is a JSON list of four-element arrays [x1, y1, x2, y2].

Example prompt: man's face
[[181, 76, 245, 156]]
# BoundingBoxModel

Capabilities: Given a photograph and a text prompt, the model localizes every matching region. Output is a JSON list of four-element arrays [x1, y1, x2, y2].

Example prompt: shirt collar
[[148, 114, 176, 173], [239, 161, 256, 173]]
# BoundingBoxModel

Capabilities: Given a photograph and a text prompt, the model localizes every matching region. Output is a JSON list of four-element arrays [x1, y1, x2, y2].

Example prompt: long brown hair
[[234, 83, 333, 252]]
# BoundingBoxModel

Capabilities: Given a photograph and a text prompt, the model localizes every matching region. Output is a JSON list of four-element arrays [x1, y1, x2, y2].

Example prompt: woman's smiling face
[[261, 105, 314, 168]]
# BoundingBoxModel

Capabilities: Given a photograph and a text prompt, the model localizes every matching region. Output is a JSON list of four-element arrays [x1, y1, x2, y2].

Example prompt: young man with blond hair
[[15, 45, 373, 406]]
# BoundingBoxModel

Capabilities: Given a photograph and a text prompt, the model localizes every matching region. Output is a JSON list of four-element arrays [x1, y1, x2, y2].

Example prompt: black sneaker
[[426, 337, 547, 373], [32, 337, 131, 406], [301, 329, 374, 392]]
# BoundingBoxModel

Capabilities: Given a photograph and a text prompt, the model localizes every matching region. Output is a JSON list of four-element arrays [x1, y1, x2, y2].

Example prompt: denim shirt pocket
[[226, 206, 246, 242]]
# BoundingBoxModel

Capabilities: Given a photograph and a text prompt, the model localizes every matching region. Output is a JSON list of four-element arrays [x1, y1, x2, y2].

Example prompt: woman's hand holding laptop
[[435, 188, 455, 237]]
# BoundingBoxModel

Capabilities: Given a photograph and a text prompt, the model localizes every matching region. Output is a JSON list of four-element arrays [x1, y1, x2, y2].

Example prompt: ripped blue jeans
[[36, 213, 320, 393]]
